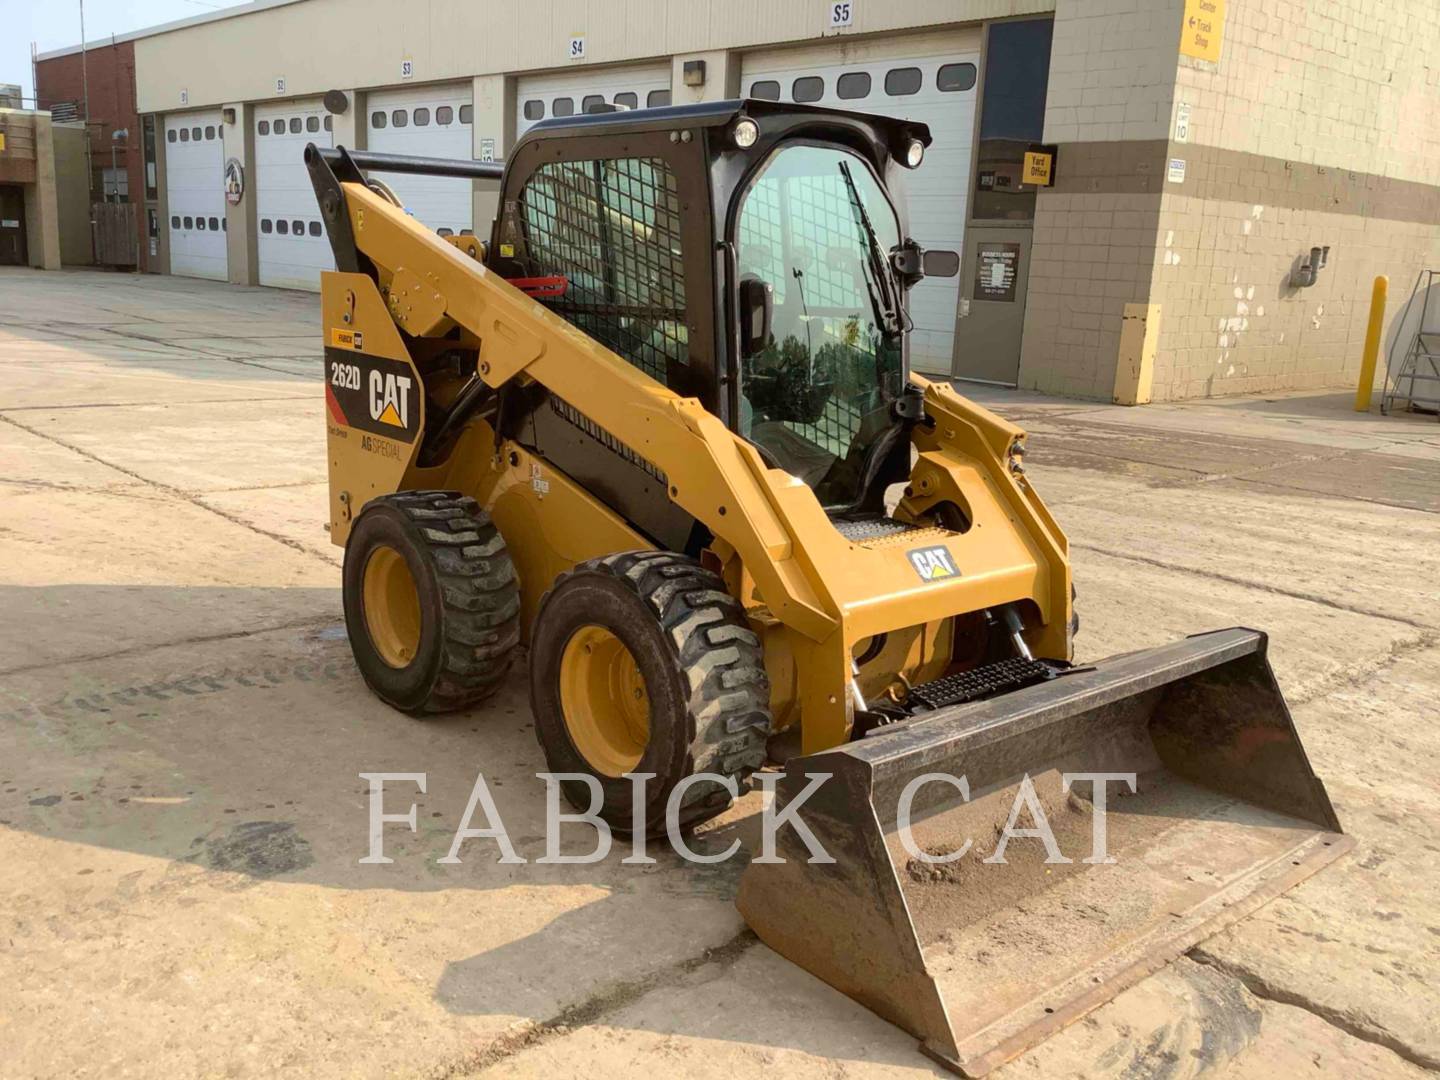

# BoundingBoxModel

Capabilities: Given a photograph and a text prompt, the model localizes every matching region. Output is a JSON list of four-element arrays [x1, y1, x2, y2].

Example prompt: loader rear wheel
[[343, 491, 520, 714], [530, 551, 771, 832]]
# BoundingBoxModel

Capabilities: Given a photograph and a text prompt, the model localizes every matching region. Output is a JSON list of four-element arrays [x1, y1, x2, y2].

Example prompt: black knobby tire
[[529, 551, 771, 833], [343, 491, 520, 714]]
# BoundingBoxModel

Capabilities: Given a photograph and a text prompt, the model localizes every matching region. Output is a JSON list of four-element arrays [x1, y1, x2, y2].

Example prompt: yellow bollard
[[1355, 275, 1388, 412]]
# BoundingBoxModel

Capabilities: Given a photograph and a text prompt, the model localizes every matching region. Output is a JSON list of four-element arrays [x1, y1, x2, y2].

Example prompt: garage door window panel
[[884, 68, 922, 96], [836, 72, 871, 100], [750, 80, 780, 101], [436, 106, 454, 125], [792, 77, 825, 103], [372, 111, 387, 129], [414, 108, 430, 127]]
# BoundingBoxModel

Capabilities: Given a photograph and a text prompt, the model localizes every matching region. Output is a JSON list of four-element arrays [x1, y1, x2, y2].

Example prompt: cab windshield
[[734, 144, 905, 509]]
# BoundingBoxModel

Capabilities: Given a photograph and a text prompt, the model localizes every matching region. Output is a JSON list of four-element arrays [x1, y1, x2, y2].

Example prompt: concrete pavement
[[1, 267, 1437, 1078]]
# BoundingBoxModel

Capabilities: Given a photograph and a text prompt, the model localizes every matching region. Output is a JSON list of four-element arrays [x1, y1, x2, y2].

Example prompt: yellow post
[[1355, 275, 1388, 412]]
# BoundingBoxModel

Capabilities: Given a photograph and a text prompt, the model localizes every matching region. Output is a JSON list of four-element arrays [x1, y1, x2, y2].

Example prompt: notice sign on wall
[[1180, 0, 1226, 62], [974, 243, 1021, 303], [1022, 150, 1054, 186]]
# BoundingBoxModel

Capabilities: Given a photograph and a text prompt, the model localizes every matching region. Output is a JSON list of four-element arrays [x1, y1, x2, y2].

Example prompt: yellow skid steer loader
[[307, 99, 1349, 1074]]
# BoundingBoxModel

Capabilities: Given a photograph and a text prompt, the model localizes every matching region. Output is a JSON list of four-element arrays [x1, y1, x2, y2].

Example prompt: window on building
[[749, 80, 780, 100], [261, 218, 272, 234], [391, 109, 408, 128], [523, 100, 544, 120], [937, 62, 977, 92], [191, 126, 201, 140], [276, 219, 289, 235], [179, 128, 190, 142], [183, 216, 194, 228], [167, 129, 177, 143], [205, 125, 216, 140], [258, 120, 270, 135], [292, 219, 303, 235], [647, 89, 671, 108], [436, 105, 453, 125], [972, 17, 1053, 221], [143, 116, 158, 199], [209, 217, 220, 230], [323, 115, 333, 131], [836, 72, 871, 100], [437, 226, 454, 237], [197, 217, 207, 230], [552, 97, 574, 118], [459, 104, 473, 123], [289, 118, 302, 134], [792, 76, 825, 103], [372, 111, 387, 129], [306, 116, 319, 132], [614, 92, 637, 109], [308, 221, 322, 237], [221, 218, 226, 231], [101, 167, 130, 199], [519, 156, 689, 386], [413, 107, 430, 126], [582, 94, 605, 113], [171, 215, 181, 228], [883, 67, 922, 96]]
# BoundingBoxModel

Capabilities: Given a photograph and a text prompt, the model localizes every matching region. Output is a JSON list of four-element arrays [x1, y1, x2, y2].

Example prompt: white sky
[[1, 0, 250, 105]]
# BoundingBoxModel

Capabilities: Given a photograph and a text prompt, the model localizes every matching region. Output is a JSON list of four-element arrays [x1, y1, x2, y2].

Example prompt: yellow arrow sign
[[1180, 0, 1226, 62]]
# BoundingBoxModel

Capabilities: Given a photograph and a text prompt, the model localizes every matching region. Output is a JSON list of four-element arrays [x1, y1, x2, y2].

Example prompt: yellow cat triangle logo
[[377, 402, 403, 427]]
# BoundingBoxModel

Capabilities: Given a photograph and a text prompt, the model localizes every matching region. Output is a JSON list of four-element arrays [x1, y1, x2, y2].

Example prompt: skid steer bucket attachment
[[737, 628, 1350, 1076]]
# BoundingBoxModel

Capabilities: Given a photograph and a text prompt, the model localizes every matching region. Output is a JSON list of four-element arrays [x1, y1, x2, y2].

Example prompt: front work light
[[733, 118, 760, 148], [903, 138, 925, 168]]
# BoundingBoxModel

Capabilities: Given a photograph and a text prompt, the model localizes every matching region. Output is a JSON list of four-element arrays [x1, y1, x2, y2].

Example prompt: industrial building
[[32, 0, 1440, 401]]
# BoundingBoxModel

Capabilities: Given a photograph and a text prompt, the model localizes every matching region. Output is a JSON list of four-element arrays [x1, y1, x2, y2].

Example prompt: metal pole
[[1355, 275, 1388, 412], [80, 0, 92, 197]]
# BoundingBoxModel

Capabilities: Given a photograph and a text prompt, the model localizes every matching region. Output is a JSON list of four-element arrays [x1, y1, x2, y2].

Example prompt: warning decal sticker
[[324, 349, 421, 443]]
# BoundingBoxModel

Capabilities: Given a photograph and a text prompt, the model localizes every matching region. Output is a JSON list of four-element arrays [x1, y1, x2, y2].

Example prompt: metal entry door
[[0, 186, 26, 266], [951, 226, 1032, 385]]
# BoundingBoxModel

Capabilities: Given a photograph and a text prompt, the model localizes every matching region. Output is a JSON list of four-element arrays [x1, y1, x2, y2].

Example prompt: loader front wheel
[[530, 551, 771, 833], [343, 491, 520, 714]]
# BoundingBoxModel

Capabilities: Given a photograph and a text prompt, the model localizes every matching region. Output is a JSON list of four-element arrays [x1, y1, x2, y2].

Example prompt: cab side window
[[517, 157, 688, 386]]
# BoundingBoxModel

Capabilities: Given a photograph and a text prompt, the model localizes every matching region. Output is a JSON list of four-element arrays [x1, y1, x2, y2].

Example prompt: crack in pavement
[[0, 413, 337, 569], [429, 930, 758, 1078], [0, 395, 316, 413], [1187, 949, 1440, 1071], [0, 616, 337, 679], [1286, 630, 1440, 708], [1071, 542, 1438, 632]]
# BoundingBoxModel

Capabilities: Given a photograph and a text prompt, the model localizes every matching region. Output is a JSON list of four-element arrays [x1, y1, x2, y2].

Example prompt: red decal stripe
[[325, 382, 348, 426]]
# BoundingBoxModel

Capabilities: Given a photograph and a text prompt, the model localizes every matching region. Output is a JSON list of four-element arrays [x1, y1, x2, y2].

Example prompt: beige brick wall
[[1148, 195, 1440, 399], [1150, 0, 1440, 400], [1174, 0, 1440, 184], [1021, 0, 1440, 402], [1042, 0, 1182, 144]]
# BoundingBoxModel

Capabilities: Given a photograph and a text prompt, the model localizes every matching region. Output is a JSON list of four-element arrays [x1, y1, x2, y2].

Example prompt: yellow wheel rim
[[559, 624, 650, 777], [362, 545, 422, 668]]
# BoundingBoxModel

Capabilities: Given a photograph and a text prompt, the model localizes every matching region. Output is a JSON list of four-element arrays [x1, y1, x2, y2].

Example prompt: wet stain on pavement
[[201, 820, 315, 878]]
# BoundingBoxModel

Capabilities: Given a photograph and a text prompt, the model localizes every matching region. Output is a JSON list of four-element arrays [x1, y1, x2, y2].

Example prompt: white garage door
[[742, 38, 980, 371], [367, 84, 474, 234], [255, 101, 334, 290], [164, 110, 227, 281], [516, 63, 671, 135]]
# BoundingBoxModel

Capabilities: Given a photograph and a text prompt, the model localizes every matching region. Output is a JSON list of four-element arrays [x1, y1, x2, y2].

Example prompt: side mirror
[[739, 277, 773, 358], [922, 249, 960, 278]]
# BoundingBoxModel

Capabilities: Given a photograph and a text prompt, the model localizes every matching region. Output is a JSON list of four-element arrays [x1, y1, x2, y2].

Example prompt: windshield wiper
[[838, 161, 904, 336]]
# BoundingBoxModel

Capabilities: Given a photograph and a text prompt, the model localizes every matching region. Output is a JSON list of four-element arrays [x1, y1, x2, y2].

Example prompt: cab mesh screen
[[519, 157, 688, 384]]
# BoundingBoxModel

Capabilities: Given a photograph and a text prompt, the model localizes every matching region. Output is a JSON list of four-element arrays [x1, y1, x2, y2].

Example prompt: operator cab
[[488, 99, 959, 524]]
